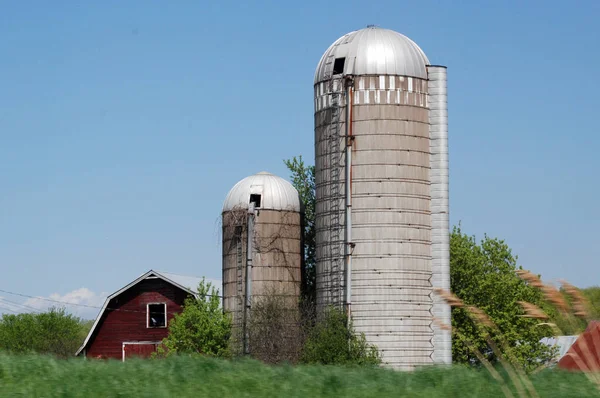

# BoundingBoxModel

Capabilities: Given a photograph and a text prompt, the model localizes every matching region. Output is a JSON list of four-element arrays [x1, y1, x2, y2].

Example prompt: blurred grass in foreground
[[0, 354, 598, 398]]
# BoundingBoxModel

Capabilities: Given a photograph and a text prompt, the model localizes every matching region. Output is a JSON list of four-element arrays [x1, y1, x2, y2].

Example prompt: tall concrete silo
[[313, 26, 451, 369], [222, 171, 303, 354]]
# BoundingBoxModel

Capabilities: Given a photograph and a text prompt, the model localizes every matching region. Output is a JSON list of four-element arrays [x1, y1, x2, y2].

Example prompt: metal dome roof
[[222, 171, 302, 213], [314, 26, 430, 83]]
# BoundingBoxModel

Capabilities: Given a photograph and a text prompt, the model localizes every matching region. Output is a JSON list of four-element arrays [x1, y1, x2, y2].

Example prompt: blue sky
[[1, 1, 599, 318]]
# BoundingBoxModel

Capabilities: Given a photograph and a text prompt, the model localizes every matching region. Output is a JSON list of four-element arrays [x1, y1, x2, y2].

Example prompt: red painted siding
[[558, 321, 600, 372], [86, 279, 191, 360]]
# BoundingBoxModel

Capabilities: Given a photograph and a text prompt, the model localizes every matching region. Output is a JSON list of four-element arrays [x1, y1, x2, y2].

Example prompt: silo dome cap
[[222, 171, 302, 213], [314, 26, 430, 83]]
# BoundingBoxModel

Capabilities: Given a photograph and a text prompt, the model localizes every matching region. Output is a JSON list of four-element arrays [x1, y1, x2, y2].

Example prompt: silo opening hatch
[[249, 194, 261, 208], [333, 58, 345, 75]]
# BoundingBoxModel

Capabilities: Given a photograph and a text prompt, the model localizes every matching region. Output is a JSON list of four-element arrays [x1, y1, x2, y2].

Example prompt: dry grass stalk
[[518, 301, 549, 320], [516, 270, 569, 312], [434, 288, 464, 307], [461, 301, 539, 398], [432, 317, 451, 331], [472, 326, 532, 398], [457, 301, 533, 398], [590, 326, 600, 365], [560, 280, 590, 318], [467, 306, 495, 328], [485, 334, 539, 398], [541, 284, 569, 312], [515, 270, 544, 288], [455, 332, 516, 398], [436, 288, 535, 395], [436, 289, 545, 397], [535, 322, 563, 336]]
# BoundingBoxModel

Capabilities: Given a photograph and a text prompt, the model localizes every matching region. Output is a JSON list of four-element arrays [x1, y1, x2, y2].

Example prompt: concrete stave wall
[[222, 209, 302, 333], [314, 75, 434, 370]]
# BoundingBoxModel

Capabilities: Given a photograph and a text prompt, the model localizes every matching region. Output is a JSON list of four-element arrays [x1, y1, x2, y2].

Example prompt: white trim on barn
[[121, 341, 162, 362], [146, 302, 167, 328]]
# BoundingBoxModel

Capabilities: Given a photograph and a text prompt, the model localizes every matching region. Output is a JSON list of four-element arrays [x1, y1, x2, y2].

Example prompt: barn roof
[[540, 335, 579, 363], [75, 269, 212, 356]]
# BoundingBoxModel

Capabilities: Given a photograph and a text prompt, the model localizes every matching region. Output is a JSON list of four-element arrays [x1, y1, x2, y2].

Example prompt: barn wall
[[86, 279, 190, 360]]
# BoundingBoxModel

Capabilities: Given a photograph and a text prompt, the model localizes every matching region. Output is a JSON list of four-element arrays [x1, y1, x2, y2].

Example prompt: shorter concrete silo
[[221, 171, 303, 358]]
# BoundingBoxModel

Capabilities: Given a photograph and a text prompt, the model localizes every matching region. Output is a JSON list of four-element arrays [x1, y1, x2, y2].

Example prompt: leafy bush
[[301, 306, 380, 366], [157, 278, 232, 358], [0, 307, 88, 358]]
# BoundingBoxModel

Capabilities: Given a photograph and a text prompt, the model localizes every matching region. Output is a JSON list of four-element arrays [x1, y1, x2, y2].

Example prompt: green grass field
[[0, 354, 598, 397]]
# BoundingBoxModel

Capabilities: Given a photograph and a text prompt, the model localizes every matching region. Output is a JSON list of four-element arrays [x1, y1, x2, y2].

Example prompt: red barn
[[558, 321, 600, 372], [76, 270, 206, 360]]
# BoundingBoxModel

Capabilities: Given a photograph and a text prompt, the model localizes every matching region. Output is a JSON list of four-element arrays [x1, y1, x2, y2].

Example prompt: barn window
[[147, 303, 166, 328]]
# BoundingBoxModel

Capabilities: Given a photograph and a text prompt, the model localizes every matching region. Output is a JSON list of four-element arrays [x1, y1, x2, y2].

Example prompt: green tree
[[0, 307, 88, 358], [583, 286, 600, 320], [158, 278, 232, 358], [450, 226, 555, 371], [284, 156, 316, 302], [79, 319, 95, 341], [301, 306, 380, 366]]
